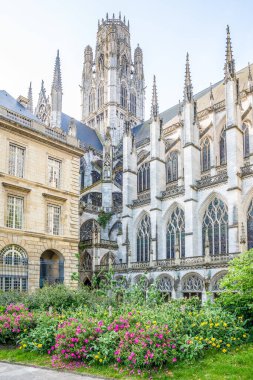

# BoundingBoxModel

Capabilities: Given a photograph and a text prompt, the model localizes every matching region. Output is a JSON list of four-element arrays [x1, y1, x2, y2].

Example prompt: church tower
[[81, 13, 145, 146]]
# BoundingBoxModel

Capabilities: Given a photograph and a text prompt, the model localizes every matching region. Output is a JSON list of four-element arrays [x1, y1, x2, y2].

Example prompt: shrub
[[0, 304, 35, 344], [217, 249, 253, 324]]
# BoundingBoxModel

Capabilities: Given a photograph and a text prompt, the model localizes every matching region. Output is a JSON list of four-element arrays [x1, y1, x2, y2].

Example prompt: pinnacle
[[184, 52, 193, 103], [151, 75, 159, 119], [224, 25, 235, 81], [52, 50, 63, 93]]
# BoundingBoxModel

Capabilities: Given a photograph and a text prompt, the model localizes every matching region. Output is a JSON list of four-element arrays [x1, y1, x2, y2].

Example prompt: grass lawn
[[0, 344, 252, 379]]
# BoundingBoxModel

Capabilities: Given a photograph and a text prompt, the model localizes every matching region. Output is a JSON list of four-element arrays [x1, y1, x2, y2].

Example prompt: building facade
[[79, 20, 253, 300], [0, 58, 83, 291], [0, 14, 252, 298]]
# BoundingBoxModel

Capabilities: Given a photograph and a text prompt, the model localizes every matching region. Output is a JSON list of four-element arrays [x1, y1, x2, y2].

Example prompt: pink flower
[[172, 357, 177, 362]]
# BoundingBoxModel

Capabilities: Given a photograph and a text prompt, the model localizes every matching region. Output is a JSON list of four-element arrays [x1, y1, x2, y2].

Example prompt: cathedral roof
[[61, 113, 103, 151], [133, 62, 253, 145]]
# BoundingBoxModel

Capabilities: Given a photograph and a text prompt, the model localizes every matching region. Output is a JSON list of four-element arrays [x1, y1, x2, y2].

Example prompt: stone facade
[[0, 101, 83, 291], [79, 21, 253, 301]]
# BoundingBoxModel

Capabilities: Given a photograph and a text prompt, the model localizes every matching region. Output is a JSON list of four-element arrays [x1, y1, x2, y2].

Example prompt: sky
[[0, 0, 253, 121]]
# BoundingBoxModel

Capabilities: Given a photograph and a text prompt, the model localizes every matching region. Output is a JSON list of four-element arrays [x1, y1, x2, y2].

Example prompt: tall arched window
[[120, 84, 127, 108], [242, 124, 250, 157], [0, 245, 28, 291], [97, 84, 104, 108], [247, 200, 253, 249], [137, 162, 150, 193], [137, 214, 151, 262], [202, 197, 228, 255], [130, 92, 137, 116], [219, 128, 227, 165], [167, 207, 185, 259], [166, 152, 178, 183], [201, 138, 211, 172], [89, 90, 95, 113], [121, 55, 128, 76], [98, 55, 104, 73]]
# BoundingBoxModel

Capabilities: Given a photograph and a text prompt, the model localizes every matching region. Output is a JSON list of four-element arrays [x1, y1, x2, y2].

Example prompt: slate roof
[[0, 90, 39, 121], [0, 90, 103, 152], [61, 113, 103, 151]]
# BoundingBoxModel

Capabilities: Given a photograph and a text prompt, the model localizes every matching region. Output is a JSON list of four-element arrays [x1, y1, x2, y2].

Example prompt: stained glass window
[[137, 163, 150, 193], [167, 207, 185, 258], [8, 144, 25, 178], [247, 200, 253, 249], [166, 152, 178, 183], [137, 214, 151, 262], [202, 197, 228, 255], [242, 124, 250, 157], [220, 128, 227, 165], [201, 138, 211, 172]]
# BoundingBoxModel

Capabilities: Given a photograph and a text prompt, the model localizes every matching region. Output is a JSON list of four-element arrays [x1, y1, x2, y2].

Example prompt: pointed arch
[[242, 123, 250, 157], [136, 213, 151, 262], [137, 162, 150, 193], [201, 137, 211, 172], [211, 270, 227, 293], [219, 127, 227, 165], [166, 206, 185, 258], [80, 219, 99, 241], [100, 251, 118, 265], [120, 81, 128, 108], [181, 272, 204, 296], [81, 251, 92, 271], [156, 274, 174, 292], [201, 195, 229, 255], [166, 151, 178, 183]]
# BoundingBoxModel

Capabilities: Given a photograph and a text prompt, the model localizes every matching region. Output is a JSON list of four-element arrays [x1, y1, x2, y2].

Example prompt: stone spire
[[27, 82, 33, 114], [151, 75, 159, 120], [50, 50, 63, 129], [184, 53, 193, 103], [224, 25, 235, 82], [52, 50, 62, 93], [209, 82, 214, 102]]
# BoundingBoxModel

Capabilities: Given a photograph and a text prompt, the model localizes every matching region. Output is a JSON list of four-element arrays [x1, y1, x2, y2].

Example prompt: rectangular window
[[8, 143, 25, 178], [47, 204, 61, 235], [6, 195, 24, 229], [48, 157, 61, 188]]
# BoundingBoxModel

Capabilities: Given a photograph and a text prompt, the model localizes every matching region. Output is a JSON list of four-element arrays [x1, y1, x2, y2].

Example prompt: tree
[[217, 249, 253, 324]]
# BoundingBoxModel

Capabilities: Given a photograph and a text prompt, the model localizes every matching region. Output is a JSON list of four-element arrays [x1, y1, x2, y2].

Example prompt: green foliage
[[97, 210, 112, 228], [216, 249, 253, 324], [18, 312, 59, 353]]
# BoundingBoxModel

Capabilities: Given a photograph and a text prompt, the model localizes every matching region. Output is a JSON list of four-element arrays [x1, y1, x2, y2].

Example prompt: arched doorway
[[40, 250, 64, 288]]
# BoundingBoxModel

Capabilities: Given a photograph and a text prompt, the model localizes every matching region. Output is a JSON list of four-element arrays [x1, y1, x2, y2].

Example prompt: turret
[[248, 62, 253, 91], [50, 50, 63, 129], [35, 80, 50, 124], [134, 44, 144, 80], [83, 45, 93, 81]]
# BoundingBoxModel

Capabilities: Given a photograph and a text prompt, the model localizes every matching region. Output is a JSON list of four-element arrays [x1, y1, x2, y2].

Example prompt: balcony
[[95, 263, 128, 272], [80, 239, 118, 249]]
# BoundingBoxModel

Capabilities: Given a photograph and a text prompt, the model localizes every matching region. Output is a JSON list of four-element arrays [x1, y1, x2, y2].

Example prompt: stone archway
[[40, 250, 64, 288]]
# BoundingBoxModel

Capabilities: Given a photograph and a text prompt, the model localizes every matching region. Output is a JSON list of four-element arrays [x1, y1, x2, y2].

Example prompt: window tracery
[[182, 274, 203, 292], [137, 162, 150, 193], [201, 138, 211, 172], [136, 214, 151, 262], [242, 123, 250, 157], [166, 207, 185, 258], [166, 152, 178, 183], [202, 197, 228, 255], [219, 128, 227, 165]]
